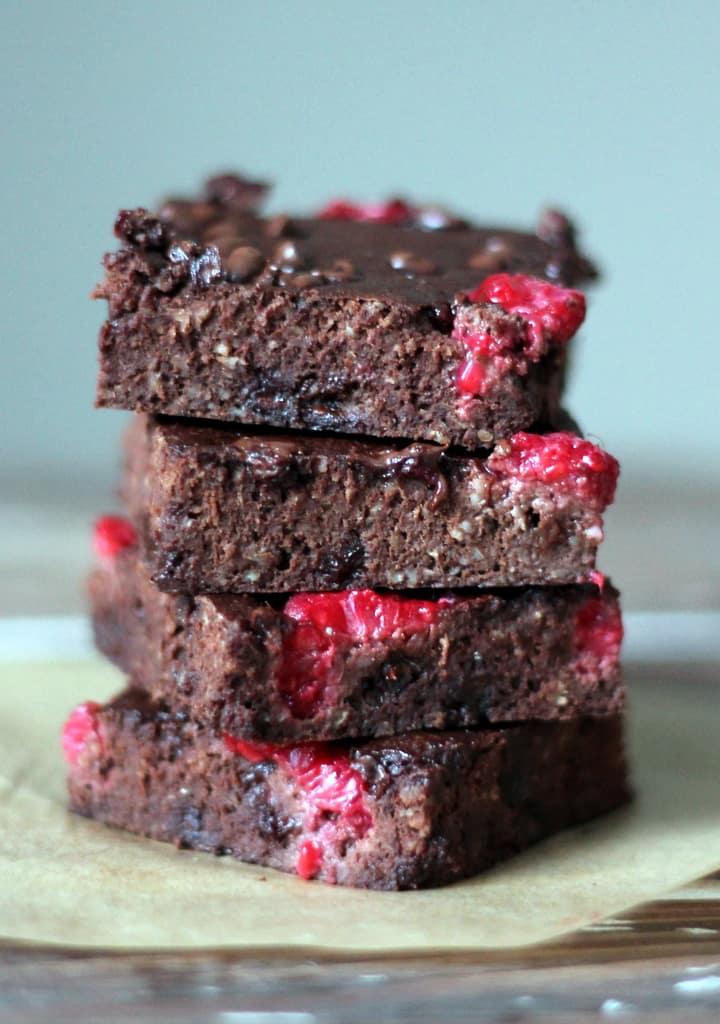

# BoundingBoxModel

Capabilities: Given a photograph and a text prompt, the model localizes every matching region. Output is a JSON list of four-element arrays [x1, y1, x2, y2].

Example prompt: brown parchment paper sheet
[[0, 659, 718, 952]]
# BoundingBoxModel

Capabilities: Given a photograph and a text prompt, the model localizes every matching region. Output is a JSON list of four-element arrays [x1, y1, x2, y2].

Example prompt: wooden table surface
[[3, 870, 720, 1023]]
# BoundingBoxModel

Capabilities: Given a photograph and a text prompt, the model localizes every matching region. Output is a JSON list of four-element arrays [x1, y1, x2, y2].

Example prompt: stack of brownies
[[63, 174, 629, 890]]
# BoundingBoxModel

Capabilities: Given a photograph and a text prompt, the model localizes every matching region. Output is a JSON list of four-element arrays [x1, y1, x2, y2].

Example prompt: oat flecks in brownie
[[487, 431, 619, 508], [93, 516, 137, 562], [223, 734, 372, 882], [278, 591, 443, 717]]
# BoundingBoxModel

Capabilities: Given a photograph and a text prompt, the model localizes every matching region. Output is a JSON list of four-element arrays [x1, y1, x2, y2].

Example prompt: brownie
[[90, 537, 624, 741], [123, 414, 619, 593], [95, 175, 597, 449], [65, 687, 629, 890]]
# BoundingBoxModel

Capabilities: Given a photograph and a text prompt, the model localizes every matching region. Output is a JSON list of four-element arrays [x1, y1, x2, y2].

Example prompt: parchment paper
[[0, 658, 718, 952]]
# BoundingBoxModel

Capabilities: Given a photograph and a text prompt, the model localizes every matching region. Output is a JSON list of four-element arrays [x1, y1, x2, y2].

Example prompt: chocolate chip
[[389, 251, 438, 275], [486, 236, 510, 254], [318, 534, 366, 586], [271, 240, 304, 271], [427, 303, 454, 333], [536, 208, 575, 246], [204, 173, 269, 211], [224, 245, 264, 281], [265, 214, 296, 239], [114, 209, 169, 250], [158, 200, 196, 230], [211, 236, 250, 259], [416, 206, 467, 231], [287, 272, 317, 289], [189, 202, 217, 224], [166, 239, 224, 287], [466, 242, 509, 272], [190, 246, 223, 287], [202, 220, 248, 244], [322, 259, 356, 282], [168, 241, 195, 263]]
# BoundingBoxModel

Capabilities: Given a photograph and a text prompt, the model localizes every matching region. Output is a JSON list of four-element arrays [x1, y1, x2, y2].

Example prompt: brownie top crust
[[108, 172, 597, 309]]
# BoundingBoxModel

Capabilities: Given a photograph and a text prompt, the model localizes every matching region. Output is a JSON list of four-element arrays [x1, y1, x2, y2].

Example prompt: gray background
[[2, 0, 718, 491]]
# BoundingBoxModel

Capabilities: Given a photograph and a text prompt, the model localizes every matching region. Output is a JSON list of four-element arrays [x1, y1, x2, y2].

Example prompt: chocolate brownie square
[[95, 175, 596, 449], [65, 688, 629, 890], [122, 414, 619, 593], [90, 525, 624, 741]]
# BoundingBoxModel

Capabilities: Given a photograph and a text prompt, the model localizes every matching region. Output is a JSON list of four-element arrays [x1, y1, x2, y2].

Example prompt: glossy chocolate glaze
[[113, 173, 597, 308]]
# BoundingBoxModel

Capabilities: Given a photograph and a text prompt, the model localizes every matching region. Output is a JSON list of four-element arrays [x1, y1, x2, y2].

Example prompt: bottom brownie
[[64, 689, 629, 890]]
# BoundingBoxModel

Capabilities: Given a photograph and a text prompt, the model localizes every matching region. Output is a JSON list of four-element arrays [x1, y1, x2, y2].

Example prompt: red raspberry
[[318, 198, 416, 225], [296, 838, 323, 880], [318, 199, 362, 220], [575, 596, 624, 663], [62, 701, 102, 764], [224, 735, 372, 882], [451, 274, 585, 400], [278, 591, 440, 717], [455, 355, 488, 395], [223, 735, 280, 763], [93, 516, 137, 561], [469, 273, 586, 346], [587, 570, 606, 591], [358, 199, 415, 224], [487, 431, 619, 508]]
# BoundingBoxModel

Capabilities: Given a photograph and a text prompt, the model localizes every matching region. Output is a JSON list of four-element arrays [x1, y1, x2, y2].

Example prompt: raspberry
[[587, 570, 606, 591], [93, 516, 137, 561], [278, 591, 440, 717], [451, 273, 585, 400], [296, 838, 323, 880], [222, 735, 279, 763], [62, 701, 102, 764], [359, 199, 415, 224], [575, 597, 623, 664], [456, 355, 487, 395], [317, 199, 362, 220], [318, 198, 416, 225], [469, 273, 586, 347], [223, 735, 372, 882], [487, 431, 619, 508]]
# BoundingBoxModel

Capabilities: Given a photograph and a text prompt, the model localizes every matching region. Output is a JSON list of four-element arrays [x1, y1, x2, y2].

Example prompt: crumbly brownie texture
[[95, 174, 597, 449], [65, 688, 629, 890], [90, 528, 624, 741], [123, 415, 619, 593]]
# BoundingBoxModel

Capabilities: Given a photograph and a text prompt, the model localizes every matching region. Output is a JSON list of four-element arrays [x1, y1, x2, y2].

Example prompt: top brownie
[[95, 174, 597, 449]]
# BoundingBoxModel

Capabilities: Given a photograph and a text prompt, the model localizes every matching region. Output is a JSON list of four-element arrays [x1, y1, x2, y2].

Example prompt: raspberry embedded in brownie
[[89, 537, 624, 742], [278, 590, 444, 717], [122, 415, 619, 594], [65, 686, 630, 889], [452, 274, 587, 402], [95, 173, 597, 448], [223, 735, 372, 880]]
